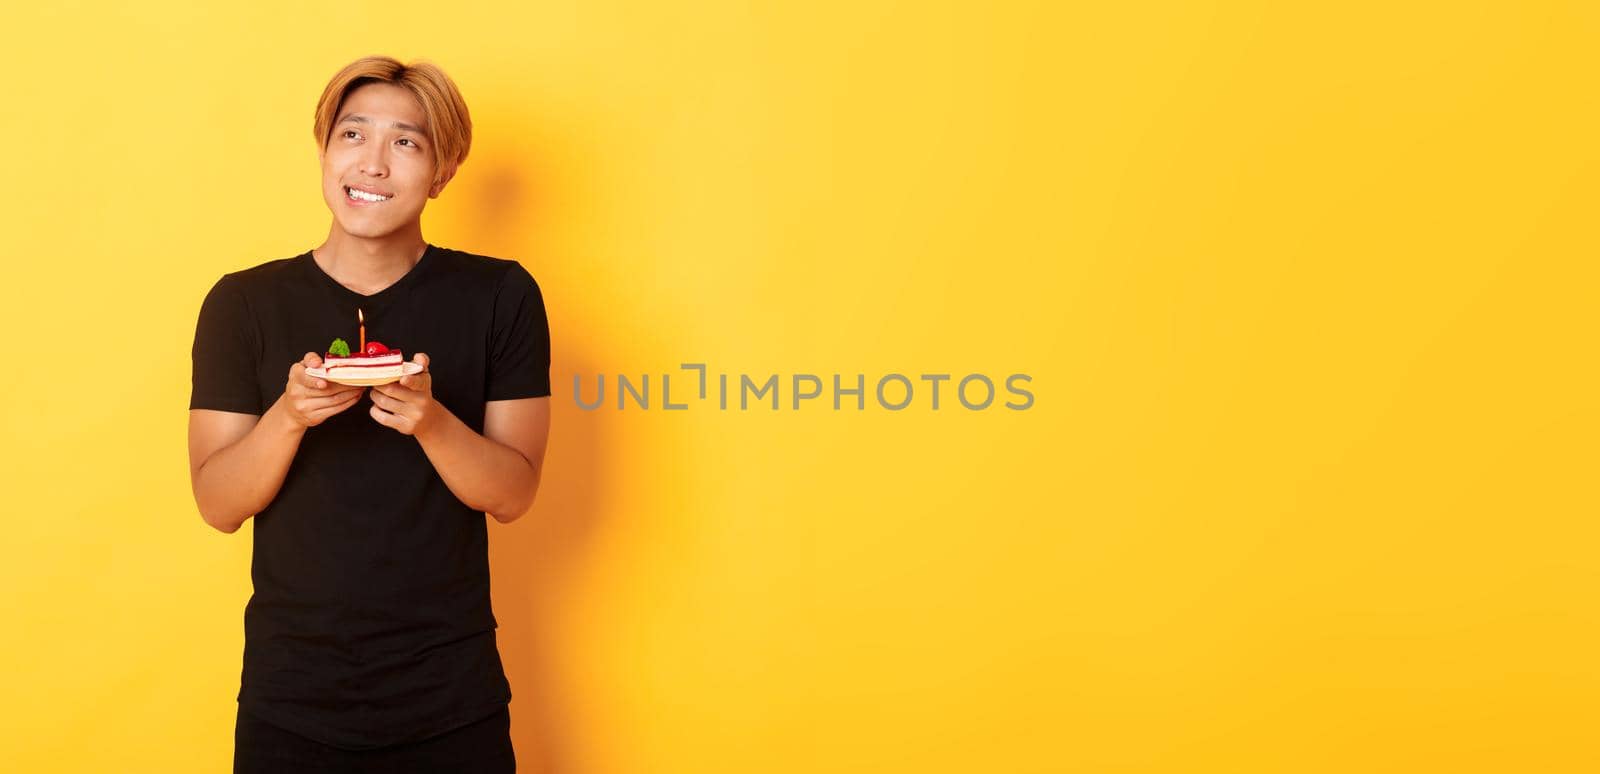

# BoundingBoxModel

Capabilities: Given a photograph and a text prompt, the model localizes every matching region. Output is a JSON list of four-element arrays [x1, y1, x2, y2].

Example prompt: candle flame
[[358, 307, 364, 323]]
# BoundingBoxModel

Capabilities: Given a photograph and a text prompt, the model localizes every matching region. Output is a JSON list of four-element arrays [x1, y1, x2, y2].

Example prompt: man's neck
[[313, 225, 428, 296]]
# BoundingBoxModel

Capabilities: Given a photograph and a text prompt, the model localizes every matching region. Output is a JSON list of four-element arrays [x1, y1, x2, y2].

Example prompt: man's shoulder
[[219, 252, 303, 287], [430, 244, 534, 286]]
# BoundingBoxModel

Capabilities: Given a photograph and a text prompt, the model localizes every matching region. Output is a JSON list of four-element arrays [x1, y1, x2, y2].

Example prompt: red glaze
[[323, 348, 403, 363]]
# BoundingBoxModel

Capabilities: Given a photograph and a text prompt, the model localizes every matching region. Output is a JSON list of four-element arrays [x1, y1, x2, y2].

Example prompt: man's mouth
[[345, 186, 393, 203]]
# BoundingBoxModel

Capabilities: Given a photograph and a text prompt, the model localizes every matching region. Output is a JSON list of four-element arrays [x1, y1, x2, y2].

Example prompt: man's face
[[319, 82, 447, 240]]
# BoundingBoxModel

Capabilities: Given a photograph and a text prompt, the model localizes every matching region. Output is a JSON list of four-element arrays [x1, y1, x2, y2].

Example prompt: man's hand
[[369, 353, 442, 438], [283, 352, 367, 428]]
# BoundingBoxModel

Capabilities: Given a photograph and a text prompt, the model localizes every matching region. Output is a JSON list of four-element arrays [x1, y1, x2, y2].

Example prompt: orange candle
[[358, 307, 365, 352]]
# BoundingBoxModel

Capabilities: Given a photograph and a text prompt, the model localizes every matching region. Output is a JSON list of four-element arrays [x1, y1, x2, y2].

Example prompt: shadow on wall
[[438, 119, 608, 774]]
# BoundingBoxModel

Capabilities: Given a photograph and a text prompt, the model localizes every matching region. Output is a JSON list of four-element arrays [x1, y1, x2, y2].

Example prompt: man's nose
[[359, 144, 389, 177]]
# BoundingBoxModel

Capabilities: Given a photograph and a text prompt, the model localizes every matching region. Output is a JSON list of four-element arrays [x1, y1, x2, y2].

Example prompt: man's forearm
[[415, 409, 539, 522], [193, 397, 307, 533]]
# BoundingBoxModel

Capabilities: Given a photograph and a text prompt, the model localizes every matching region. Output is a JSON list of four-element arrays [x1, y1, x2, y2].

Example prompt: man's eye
[[343, 129, 360, 140], [397, 138, 416, 147]]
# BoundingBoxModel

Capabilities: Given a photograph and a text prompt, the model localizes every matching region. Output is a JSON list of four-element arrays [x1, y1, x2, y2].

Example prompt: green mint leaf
[[328, 337, 351, 357]]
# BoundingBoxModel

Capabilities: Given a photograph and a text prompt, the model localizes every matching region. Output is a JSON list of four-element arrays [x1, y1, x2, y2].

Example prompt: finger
[[304, 372, 352, 393], [370, 389, 413, 417], [340, 388, 369, 408], [292, 364, 329, 391], [287, 363, 311, 390], [370, 404, 414, 434], [374, 381, 414, 399], [307, 403, 356, 423], [302, 391, 363, 411], [327, 389, 366, 409], [399, 367, 431, 389], [369, 404, 395, 427], [306, 386, 363, 405], [414, 352, 429, 370], [299, 352, 325, 381]]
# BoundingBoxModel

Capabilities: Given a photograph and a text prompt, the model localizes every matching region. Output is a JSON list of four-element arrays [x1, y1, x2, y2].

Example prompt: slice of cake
[[323, 338, 405, 379]]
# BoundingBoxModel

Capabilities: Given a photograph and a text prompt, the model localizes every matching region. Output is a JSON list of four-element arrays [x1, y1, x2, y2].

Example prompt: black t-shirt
[[189, 243, 551, 750]]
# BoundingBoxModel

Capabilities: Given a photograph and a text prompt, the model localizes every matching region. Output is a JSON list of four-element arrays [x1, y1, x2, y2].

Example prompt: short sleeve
[[189, 274, 264, 414], [486, 263, 553, 401]]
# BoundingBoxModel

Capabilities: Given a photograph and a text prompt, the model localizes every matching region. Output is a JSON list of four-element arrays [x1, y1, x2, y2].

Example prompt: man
[[187, 55, 549, 773]]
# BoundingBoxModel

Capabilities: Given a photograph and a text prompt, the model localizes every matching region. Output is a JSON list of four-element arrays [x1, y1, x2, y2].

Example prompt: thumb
[[414, 352, 429, 370], [304, 351, 323, 367]]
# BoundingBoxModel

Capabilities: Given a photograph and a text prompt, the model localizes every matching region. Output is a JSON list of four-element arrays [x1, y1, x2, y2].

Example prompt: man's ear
[[429, 162, 459, 199]]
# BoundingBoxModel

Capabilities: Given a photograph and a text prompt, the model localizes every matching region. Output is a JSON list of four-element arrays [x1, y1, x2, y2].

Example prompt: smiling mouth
[[346, 186, 392, 203]]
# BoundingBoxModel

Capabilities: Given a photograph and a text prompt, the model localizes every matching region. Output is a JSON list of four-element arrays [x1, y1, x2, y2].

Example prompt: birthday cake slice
[[323, 337, 405, 379]]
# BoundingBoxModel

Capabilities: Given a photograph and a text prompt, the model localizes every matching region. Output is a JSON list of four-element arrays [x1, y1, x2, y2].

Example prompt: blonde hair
[[312, 56, 472, 176]]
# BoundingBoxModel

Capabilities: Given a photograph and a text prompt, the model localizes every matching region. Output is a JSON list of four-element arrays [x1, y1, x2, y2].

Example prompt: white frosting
[[327, 363, 405, 378], [323, 352, 403, 368]]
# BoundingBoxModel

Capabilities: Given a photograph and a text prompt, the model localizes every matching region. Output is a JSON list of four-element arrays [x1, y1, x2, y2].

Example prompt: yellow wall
[[3, 2, 1597, 771]]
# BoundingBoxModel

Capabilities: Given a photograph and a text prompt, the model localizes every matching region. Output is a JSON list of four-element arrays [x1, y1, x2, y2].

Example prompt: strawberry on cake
[[323, 337, 405, 380]]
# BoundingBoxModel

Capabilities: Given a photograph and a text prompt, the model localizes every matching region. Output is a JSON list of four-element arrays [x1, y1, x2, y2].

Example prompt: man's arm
[[410, 396, 551, 523], [188, 353, 366, 533], [368, 352, 552, 523], [188, 402, 303, 533]]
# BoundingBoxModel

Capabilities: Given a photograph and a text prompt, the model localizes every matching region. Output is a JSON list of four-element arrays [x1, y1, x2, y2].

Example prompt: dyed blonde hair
[[312, 56, 472, 177]]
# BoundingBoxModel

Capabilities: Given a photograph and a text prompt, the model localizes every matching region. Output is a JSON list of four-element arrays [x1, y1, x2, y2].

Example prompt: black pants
[[234, 704, 516, 773]]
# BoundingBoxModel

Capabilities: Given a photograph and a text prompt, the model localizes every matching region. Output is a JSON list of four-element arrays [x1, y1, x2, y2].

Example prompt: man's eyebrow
[[335, 113, 428, 136]]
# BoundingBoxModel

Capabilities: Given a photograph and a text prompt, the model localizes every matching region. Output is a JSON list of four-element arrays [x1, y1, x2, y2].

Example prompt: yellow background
[[2, 2, 1596, 771]]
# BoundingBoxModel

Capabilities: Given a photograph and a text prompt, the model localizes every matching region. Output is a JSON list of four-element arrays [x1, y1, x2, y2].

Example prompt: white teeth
[[347, 187, 390, 202]]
